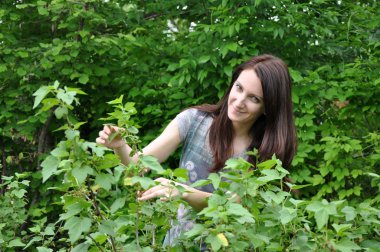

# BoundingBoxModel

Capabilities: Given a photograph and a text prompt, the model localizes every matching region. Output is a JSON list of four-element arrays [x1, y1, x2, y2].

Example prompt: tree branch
[[37, 108, 55, 162], [0, 138, 6, 195]]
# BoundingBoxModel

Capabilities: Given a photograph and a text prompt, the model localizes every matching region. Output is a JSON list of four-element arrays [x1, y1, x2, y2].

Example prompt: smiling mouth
[[232, 106, 244, 114]]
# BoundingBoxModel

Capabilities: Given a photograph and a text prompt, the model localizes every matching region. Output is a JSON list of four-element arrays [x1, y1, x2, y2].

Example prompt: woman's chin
[[228, 113, 244, 123]]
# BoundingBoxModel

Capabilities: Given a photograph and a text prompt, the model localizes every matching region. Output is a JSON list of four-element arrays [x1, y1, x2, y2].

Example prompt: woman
[[96, 54, 297, 245]]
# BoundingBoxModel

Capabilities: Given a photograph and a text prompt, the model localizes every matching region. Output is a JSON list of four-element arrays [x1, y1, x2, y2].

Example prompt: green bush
[[0, 0, 379, 251], [18, 84, 379, 251]]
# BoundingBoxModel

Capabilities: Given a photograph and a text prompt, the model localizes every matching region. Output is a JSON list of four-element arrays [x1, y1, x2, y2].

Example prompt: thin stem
[[85, 181, 118, 252], [152, 224, 155, 251], [87, 234, 106, 252], [346, 12, 355, 41], [0, 138, 6, 195], [136, 204, 141, 251], [325, 223, 328, 244]]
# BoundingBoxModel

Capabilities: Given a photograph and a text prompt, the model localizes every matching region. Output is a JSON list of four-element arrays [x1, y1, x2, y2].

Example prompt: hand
[[96, 125, 126, 150], [137, 177, 186, 201]]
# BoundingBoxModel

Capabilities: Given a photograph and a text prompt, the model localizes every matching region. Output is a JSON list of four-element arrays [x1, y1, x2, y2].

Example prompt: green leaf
[[43, 225, 55, 236], [37, 247, 53, 252], [17, 67, 27, 76], [83, 142, 106, 157], [190, 179, 211, 188], [332, 223, 352, 236], [257, 169, 283, 182], [91, 232, 108, 244], [341, 206, 357, 221], [205, 234, 222, 251], [306, 199, 336, 230], [98, 220, 116, 236], [97, 154, 119, 170], [140, 155, 164, 174], [279, 207, 297, 224], [173, 168, 189, 180], [54, 106, 68, 119], [289, 233, 316, 251], [170, 92, 187, 100], [16, 4, 32, 9], [8, 238, 25, 247], [78, 74, 89, 84], [33, 86, 50, 109], [13, 189, 27, 198], [66, 87, 87, 95], [0, 64, 7, 72], [126, 125, 138, 134], [54, 125, 69, 132], [224, 65, 233, 77], [95, 173, 114, 190], [227, 43, 237, 52], [217, 233, 229, 247], [226, 203, 255, 223], [72, 165, 93, 184], [57, 89, 76, 105], [17, 50, 28, 59], [51, 45, 62, 56], [51, 145, 69, 158], [361, 240, 380, 251], [257, 159, 277, 170], [208, 173, 221, 189], [334, 238, 362, 252], [110, 197, 126, 213], [63, 217, 92, 243], [24, 237, 43, 249], [39, 98, 60, 113], [367, 172, 380, 178], [289, 199, 307, 207], [37, 6, 49, 15], [260, 190, 289, 204], [107, 95, 123, 105], [132, 176, 155, 190], [41, 156, 59, 182], [59, 201, 91, 221], [185, 224, 205, 238], [224, 158, 252, 171], [65, 129, 80, 140], [198, 55, 210, 64], [71, 243, 90, 252], [286, 183, 312, 190], [53, 80, 60, 89]]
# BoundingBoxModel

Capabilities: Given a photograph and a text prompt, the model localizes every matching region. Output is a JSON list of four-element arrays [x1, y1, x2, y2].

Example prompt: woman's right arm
[[96, 119, 182, 166]]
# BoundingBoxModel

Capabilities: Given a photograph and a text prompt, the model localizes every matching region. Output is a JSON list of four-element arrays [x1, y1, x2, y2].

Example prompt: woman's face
[[227, 69, 265, 129]]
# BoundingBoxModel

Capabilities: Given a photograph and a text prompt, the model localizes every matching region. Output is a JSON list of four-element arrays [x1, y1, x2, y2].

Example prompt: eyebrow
[[235, 81, 264, 100]]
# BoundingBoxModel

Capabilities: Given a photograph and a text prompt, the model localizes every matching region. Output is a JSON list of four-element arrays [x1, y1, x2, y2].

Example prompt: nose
[[235, 94, 245, 108]]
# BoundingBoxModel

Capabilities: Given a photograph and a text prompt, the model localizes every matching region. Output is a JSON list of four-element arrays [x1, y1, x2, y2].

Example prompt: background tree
[[0, 0, 379, 250]]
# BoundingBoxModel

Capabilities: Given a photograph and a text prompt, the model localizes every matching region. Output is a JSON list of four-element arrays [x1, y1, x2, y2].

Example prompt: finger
[[155, 177, 169, 185], [96, 137, 105, 145], [141, 185, 164, 196], [138, 187, 167, 201], [103, 125, 112, 134], [98, 131, 110, 139], [160, 197, 169, 202], [138, 191, 158, 201]]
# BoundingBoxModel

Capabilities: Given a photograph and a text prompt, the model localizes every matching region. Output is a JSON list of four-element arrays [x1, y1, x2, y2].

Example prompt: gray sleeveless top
[[163, 108, 248, 247], [163, 108, 214, 246]]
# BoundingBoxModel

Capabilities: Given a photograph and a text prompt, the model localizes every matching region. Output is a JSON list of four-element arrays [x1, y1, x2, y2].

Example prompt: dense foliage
[[0, 0, 379, 251]]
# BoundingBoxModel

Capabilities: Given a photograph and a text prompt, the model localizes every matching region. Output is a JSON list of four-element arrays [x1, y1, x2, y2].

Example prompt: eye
[[249, 96, 260, 103], [235, 83, 242, 91]]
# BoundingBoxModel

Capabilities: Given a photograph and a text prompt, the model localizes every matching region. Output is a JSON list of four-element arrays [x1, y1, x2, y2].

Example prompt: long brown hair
[[195, 54, 297, 172]]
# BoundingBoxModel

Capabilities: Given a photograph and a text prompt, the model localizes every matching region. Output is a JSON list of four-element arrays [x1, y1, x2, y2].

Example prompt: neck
[[232, 121, 253, 139]]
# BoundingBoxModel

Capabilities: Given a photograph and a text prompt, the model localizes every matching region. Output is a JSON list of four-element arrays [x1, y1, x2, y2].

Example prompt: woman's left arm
[[137, 177, 211, 212]]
